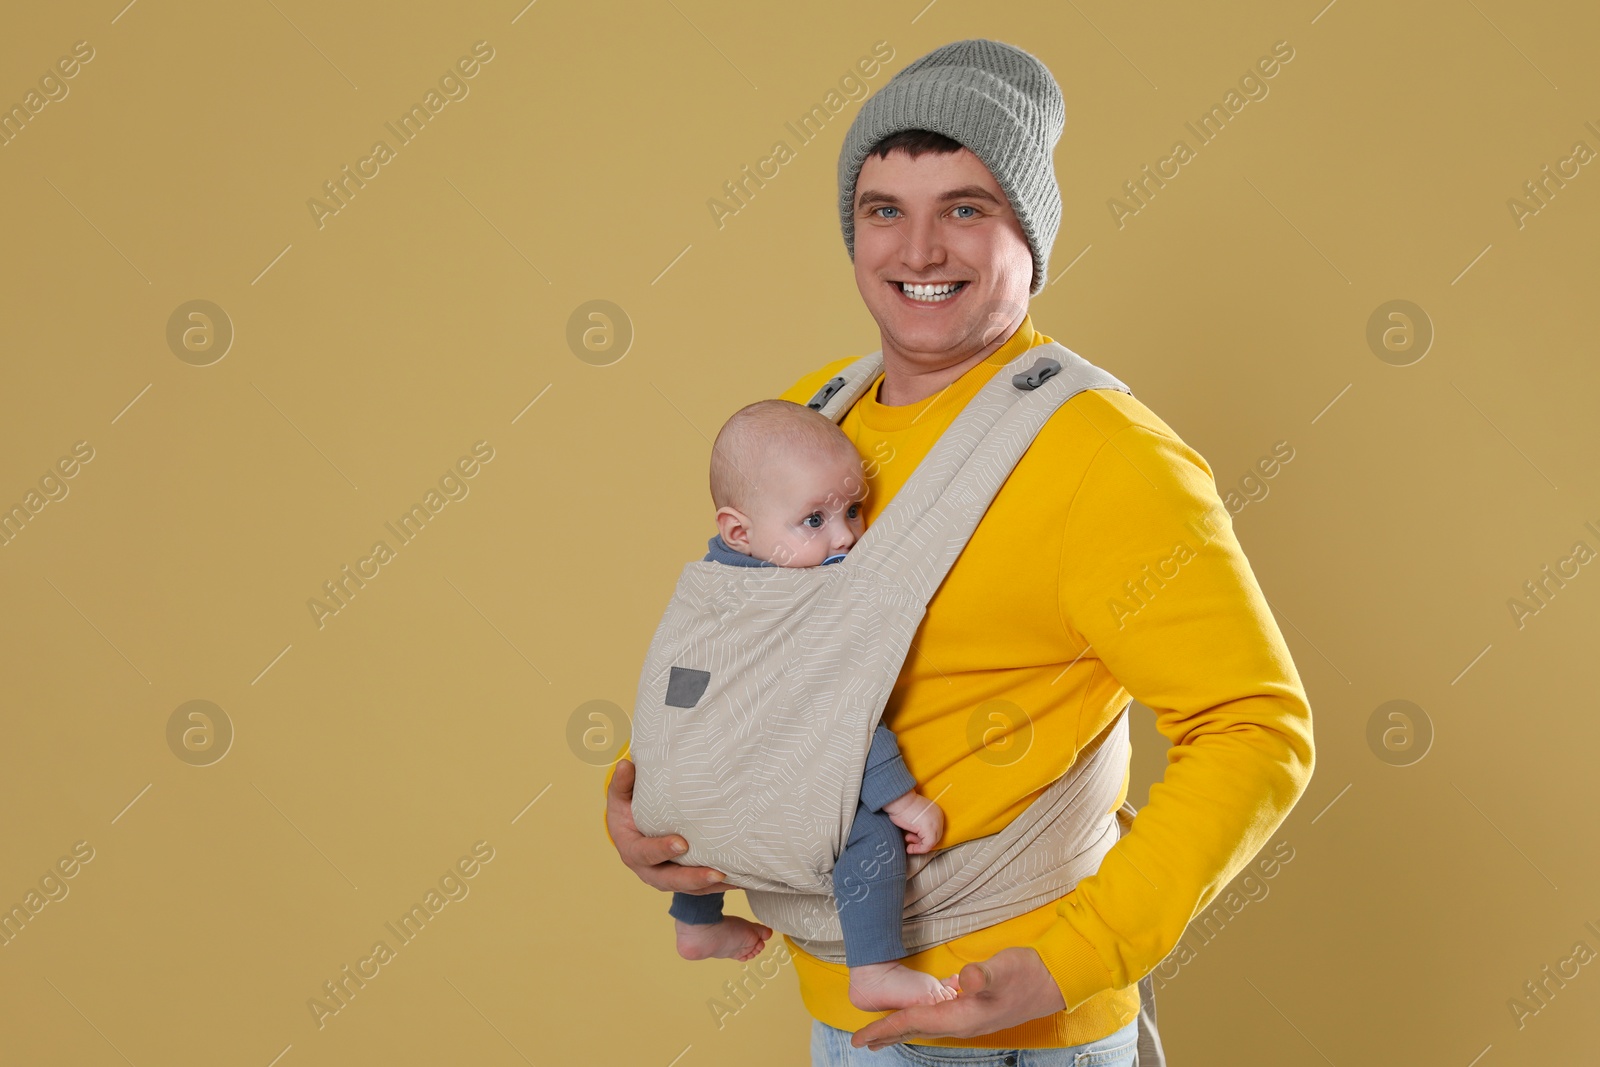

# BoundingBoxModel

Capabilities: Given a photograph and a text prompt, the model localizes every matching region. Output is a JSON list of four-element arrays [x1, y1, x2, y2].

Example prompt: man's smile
[[893, 279, 969, 304]]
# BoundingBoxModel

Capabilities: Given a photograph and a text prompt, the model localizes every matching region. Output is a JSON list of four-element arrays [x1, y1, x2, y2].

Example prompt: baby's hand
[[882, 789, 944, 854]]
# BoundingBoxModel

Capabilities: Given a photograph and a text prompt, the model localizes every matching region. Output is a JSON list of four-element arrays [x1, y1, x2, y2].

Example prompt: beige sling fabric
[[750, 712, 1133, 959], [631, 341, 1136, 958]]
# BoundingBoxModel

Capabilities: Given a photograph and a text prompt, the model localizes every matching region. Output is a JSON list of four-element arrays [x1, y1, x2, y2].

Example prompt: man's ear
[[715, 506, 753, 551]]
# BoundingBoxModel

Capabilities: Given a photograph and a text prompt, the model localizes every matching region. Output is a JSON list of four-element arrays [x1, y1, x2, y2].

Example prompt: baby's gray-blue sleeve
[[859, 723, 918, 812]]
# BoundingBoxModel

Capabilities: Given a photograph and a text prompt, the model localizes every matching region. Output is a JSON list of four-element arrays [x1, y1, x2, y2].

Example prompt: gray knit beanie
[[837, 39, 1065, 296]]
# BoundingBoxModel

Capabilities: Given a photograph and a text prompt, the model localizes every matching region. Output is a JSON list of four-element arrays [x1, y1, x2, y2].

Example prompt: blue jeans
[[810, 1017, 1139, 1066]]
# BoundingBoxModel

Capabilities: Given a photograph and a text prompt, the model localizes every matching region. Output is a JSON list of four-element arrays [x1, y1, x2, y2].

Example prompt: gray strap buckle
[[806, 375, 848, 410], [1012, 357, 1061, 391]]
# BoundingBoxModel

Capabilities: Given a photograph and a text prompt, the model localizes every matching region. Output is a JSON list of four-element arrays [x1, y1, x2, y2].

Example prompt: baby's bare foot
[[674, 916, 772, 962], [848, 961, 960, 1011]]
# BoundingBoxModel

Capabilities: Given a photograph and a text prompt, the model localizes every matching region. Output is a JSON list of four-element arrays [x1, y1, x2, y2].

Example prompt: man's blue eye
[[874, 206, 899, 219], [953, 205, 976, 218]]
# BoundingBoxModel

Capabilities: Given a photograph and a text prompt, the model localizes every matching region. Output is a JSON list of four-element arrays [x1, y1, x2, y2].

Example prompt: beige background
[[1, 1, 1596, 1064]]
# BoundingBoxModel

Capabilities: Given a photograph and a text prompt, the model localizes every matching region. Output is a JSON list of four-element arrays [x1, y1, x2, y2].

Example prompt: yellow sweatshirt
[[607, 316, 1315, 1048]]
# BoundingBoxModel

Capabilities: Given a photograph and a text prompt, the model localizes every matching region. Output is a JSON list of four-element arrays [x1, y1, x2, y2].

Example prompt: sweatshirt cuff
[[1028, 917, 1116, 1013]]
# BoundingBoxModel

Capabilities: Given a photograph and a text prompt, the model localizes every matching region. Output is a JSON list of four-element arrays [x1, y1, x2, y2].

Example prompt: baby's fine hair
[[710, 399, 859, 513]]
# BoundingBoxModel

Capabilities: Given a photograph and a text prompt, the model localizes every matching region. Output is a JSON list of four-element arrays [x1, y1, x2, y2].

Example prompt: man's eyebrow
[[856, 185, 1004, 210]]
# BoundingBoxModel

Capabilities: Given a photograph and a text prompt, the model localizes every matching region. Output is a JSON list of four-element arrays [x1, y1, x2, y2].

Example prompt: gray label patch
[[665, 666, 711, 708]]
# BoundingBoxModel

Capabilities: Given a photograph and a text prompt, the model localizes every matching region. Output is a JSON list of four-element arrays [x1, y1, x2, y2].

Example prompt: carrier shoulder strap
[[803, 351, 886, 419], [803, 340, 1131, 605]]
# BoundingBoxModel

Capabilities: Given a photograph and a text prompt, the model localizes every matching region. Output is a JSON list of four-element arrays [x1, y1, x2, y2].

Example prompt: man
[[606, 38, 1315, 1062]]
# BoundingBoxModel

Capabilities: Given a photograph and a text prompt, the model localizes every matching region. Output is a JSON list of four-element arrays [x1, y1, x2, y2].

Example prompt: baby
[[669, 398, 958, 1011]]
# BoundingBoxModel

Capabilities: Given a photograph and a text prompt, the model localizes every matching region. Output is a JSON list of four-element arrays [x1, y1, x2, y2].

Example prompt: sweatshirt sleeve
[[1028, 423, 1316, 1012], [860, 724, 918, 812]]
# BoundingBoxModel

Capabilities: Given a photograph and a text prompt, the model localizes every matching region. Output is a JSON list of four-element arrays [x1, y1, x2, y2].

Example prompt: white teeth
[[899, 281, 963, 302]]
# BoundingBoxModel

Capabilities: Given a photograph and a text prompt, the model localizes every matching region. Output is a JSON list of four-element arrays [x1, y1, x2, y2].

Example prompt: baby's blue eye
[[804, 513, 823, 528], [848, 503, 861, 519]]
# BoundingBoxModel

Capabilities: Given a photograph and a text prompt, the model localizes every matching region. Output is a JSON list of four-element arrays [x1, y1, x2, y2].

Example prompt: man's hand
[[851, 947, 1068, 1051], [606, 758, 738, 894], [882, 789, 945, 855]]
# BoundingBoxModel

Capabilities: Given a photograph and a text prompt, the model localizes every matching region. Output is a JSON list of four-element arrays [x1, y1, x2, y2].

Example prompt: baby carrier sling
[[630, 339, 1141, 965]]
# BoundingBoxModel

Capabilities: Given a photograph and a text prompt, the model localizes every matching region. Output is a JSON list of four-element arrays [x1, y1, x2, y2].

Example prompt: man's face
[[852, 146, 1034, 367]]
